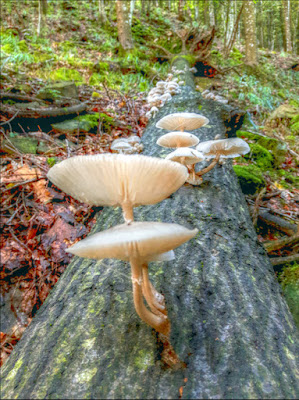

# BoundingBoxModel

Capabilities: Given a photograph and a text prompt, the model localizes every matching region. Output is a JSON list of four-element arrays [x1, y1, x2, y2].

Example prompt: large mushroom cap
[[47, 154, 188, 208], [156, 113, 209, 131], [66, 221, 198, 261], [196, 138, 250, 159], [166, 147, 205, 165], [157, 132, 199, 148]]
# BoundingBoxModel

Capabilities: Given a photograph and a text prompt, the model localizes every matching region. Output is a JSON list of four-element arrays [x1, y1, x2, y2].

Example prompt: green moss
[[2, 136, 38, 154], [247, 143, 274, 170], [233, 164, 266, 194], [171, 54, 196, 65], [256, 137, 287, 167], [49, 68, 83, 82], [76, 113, 99, 129], [236, 130, 261, 141], [278, 264, 299, 329]]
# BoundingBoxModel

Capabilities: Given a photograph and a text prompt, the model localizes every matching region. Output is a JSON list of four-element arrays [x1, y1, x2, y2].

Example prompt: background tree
[[116, 0, 134, 52], [37, 0, 47, 37], [98, 0, 108, 25], [243, 0, 257, 65], [282, 0, 292, 53]]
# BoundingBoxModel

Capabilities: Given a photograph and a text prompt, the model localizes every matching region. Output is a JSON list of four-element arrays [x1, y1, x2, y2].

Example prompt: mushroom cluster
[[155, 112, 250, 185], [201, 90, 228, 104], [110, 136, 144, 154], [146, 75, 181, 119], [47, 153, 197, 337]]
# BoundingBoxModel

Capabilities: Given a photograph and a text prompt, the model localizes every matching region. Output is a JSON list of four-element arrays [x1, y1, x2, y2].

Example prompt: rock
[[1, 136, 38, 154], [51, 118, 94, 134], [36, 82, 78, 100], [233, 164, 266, 194], [269, 104, 298, 120], [237, 130, 288, 167]]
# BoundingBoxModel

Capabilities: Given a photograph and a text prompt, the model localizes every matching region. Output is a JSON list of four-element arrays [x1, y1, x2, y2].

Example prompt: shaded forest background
[[0, 0, 298, 367]]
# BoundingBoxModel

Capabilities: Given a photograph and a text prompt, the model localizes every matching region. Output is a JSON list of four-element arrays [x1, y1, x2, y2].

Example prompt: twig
[[0, 110, 20, 126], [270, 253, 299, 266], [2, 177, 46, 193], [264, 233, 299, 253], [252, 187, 266, 226]]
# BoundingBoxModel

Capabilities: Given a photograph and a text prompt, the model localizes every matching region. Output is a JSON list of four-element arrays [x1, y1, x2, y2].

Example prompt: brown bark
[[116, 0, 134, 52], [282, 0, 292, 53], [243, 0, 257, 65]]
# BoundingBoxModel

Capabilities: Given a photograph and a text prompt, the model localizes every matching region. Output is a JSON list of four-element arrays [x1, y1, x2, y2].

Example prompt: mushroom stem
[[122, 201, 134, 224], [196, 153, 221, 176], [141, 263, 166, 315], [130, 258, 170, 336]]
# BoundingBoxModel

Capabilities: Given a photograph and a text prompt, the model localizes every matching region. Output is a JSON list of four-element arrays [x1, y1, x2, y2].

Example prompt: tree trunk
[[98, 0, 107, 25], [243, 0, 257, 65], [282, 0, 292, 53], [209, 0, 215, 27], [116, 0, 134, 52], [37, 0, 47, 37], [1, 58, 298, 400], [178, 0, 184, 21]]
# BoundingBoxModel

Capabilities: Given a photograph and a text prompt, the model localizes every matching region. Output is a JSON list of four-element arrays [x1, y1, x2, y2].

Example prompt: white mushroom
[[157, 131, 199, 148], [67, 221, 198, 336], [47, 154, 188, 224], [156, 112, 209, 132]]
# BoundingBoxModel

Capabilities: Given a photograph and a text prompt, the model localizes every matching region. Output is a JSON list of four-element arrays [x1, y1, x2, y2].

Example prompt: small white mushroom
[[195, 138, 250, 176], [157, 131, 199, 148], [156, 112, 209, 132]]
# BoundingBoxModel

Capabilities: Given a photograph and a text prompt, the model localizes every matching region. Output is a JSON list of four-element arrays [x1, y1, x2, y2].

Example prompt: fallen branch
[[1, 101, 88, 118], [270, 253, 299, 266], [263, 233, 299, 252], [252, 187, 267, 226], [259, 209, 298, 236]]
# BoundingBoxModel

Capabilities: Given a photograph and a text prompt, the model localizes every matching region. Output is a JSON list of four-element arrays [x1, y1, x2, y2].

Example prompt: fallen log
[[1, 57, 298, 400]]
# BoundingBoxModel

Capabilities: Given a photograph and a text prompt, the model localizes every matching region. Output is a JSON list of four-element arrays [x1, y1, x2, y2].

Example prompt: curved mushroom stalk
[[130, 258, 170, 336], [121, 201, 134, 224], [141, 263, 166, 315], [196, 153, 221, 176]]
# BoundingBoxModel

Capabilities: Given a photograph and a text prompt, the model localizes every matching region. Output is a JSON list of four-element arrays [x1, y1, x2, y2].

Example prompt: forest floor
[[1, 6, 298, 366]]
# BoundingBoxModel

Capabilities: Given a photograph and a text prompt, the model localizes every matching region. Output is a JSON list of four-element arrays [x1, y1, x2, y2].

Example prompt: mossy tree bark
[[1, 58, 298, 400]]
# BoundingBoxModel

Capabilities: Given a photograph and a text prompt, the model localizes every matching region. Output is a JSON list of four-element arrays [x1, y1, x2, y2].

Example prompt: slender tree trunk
[[178, 0, 184, 21], [116, 0, 134, 52], [243, 0, 257, 65], [98, 0, 107, 24], [282, 0, 292, 52], [224, 3, 244, 58], [129, 0, 136, 26], [37, 0, 47, 37], [203, 0, 209, 27], [1, 58, 298, 400], [146, 0, 151, 15], [209, 0, 215, 26]]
